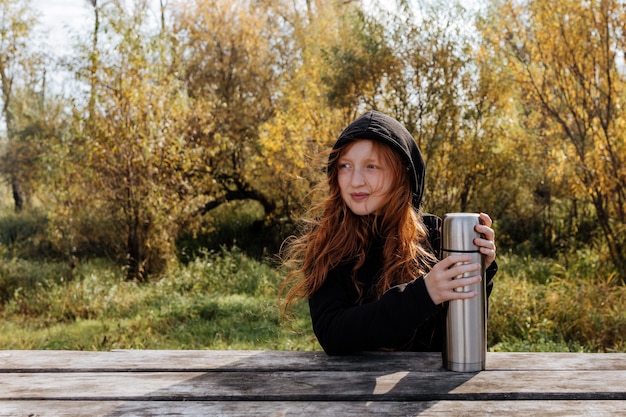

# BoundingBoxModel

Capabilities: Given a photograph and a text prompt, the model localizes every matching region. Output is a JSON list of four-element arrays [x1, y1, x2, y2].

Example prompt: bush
[[177, 199, 289, 262], [0, 209, 57, 259], [489, 251, 625, 352], [0, 257, 71, 304]]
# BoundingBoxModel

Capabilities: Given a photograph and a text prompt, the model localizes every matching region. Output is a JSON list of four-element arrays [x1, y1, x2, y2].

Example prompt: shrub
[[489, 251, 625, 352], [0, 257, 71, 304]]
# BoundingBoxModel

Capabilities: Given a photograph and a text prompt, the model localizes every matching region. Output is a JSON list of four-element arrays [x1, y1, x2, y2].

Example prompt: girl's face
[[337, 140, 394, 216]]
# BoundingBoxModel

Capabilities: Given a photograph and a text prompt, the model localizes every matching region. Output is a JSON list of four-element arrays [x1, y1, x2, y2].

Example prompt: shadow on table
[[104, 351, 478, 416]]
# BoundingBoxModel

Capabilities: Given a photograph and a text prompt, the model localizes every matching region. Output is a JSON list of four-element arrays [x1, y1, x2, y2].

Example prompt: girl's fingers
[[474, 224, 495, 240], [448, 262, 481, 279], [474, 213, 496, 266], [426, 256, 482, 304], [479, 212, 493, 227], [448, 274, 481, 291]]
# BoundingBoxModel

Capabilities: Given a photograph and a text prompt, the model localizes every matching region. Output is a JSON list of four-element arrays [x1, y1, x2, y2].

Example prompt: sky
[[32, 1, 483, 57], [32, 0, 93, 57]]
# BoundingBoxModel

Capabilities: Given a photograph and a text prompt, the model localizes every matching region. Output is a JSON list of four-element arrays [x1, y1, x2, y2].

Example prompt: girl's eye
[[338, 163, 351, 169], [366, 164, 380, 170]]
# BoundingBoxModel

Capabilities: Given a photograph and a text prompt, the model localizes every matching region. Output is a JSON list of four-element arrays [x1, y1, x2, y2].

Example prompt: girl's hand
[[475, 212, 496, 267], [423, 254, 482, 305]]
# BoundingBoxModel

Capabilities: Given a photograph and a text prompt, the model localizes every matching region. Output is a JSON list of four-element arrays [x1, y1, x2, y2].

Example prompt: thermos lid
[[442, 213, 481, 253]]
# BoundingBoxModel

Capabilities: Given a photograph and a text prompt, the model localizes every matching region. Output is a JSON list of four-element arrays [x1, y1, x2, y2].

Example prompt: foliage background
[[0, 0, 624, 351]]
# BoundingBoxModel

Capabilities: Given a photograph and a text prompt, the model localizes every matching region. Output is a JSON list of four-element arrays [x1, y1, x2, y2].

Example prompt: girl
[[280, 111, 497, 355]]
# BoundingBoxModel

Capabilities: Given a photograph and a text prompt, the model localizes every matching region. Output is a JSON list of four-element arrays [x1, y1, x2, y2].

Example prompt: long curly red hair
[[280, 140, 436, 314]]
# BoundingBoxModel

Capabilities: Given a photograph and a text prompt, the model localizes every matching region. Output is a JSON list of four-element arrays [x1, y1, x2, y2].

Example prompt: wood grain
[[1, 351, 625, 416], [2, 400, 626, 417]]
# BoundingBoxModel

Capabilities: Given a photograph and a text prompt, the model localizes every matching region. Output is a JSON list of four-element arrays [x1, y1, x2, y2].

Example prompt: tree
[[172, 0, 286, 222], [482, 0, 626, 282], [320, 5, 398, 115], [386, 2, 483, 214], [327, 1, 516, 219], [0, 0, 43, 211], [255, 0, 356, 225], [65, 0, 193, 280]]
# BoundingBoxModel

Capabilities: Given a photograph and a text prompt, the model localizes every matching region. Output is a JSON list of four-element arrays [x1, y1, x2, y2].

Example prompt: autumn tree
[[254, 0, 356, 225], [0, 0, 44, 211], [170, 0, 348, 235], [320, 5, 397, 117], [318, 1, 517, 221], [384, 2, 485, 214], [61, 0, 193, 280], [170, 0, 281, 224], [482, 0, 626, 282]]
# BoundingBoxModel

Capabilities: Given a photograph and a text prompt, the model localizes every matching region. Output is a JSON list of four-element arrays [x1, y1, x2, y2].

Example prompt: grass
[[0, 244, 624, 352], [0, 247, 318, 351]]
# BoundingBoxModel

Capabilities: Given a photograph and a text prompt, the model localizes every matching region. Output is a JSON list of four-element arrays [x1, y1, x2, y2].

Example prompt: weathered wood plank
[[0, 350, 442, 372], [1, 370, 625, 401], [1, 350, 625, 372], [486, 352, 626, 371], [2, 351, 625, 416], [1, 400, 626, 417]]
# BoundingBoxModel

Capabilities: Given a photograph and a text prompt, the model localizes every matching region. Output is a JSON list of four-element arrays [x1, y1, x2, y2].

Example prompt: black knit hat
[[330, 111, 426, 209]]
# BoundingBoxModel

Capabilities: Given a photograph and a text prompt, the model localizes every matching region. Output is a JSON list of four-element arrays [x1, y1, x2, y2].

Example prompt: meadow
[[0, 244, 624, 352]]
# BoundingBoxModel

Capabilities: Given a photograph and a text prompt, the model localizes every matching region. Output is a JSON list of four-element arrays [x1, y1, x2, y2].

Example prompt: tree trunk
[[126, 219, 144, 282], [593, 195, 626, 285], [11, 176, 24, 212]]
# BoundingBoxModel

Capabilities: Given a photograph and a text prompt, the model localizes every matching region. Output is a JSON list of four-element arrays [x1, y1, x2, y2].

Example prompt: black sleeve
[[308, 269, 438, 355], [486, 260, 496, 295]]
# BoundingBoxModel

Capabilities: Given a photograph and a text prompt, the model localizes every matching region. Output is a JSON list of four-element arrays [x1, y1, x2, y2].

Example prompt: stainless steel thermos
[[442, 213, 486, 372]]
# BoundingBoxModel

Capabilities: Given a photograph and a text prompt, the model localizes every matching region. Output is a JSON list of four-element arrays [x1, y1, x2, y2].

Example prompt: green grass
[[0, 246, 624, 352], [0, 247, 318, 351]]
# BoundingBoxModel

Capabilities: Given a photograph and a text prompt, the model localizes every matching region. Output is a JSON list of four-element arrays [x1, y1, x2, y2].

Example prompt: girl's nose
[[351, 168, 366, 186]]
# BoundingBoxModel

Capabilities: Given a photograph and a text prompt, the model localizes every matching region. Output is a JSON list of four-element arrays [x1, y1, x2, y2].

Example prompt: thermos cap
[[442, 213, 481, 253]]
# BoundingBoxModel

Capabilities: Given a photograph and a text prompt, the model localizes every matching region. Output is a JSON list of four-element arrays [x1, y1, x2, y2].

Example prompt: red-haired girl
[[281, 111, 497, 355]]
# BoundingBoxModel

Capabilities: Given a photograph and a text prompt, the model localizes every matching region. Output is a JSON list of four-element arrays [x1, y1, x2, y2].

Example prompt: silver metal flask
[[441, 213, 486, 372]]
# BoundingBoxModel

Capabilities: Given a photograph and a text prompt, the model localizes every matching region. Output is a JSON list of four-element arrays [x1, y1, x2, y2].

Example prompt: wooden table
[[1, 350, 625, 416]]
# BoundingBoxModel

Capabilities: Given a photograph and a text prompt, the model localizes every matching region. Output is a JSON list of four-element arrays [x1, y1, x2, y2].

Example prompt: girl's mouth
[[350, 193, 369, 201]]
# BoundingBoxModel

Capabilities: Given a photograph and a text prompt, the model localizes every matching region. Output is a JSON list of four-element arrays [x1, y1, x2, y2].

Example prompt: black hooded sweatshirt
[[308, 111, 496, 355]]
